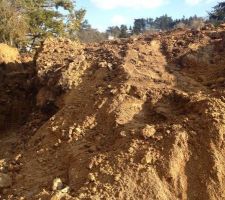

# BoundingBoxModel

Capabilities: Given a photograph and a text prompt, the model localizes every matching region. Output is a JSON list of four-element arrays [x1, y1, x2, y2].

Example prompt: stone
[[0, 173, 12, 188], [166, 130, 171, 134], [75, 127, 82, 133], [15, 154, 22, 162], [128, 147, 135, 154], [142, 125, 156, 138], [107, 63, 113, 71], [110, 89, 117, 95], [92, 187, 97, 193], [61, 186, 70, 193], [88, 173, 96, 182], [98, 61, 107, 68], [141, 153, 153, 165], [52, 178, 63, 191], [0, 159, 7, 172], [114, 174, 121, 181]]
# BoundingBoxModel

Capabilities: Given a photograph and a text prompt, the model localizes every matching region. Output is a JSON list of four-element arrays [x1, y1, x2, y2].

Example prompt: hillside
[[0, 24, 225, 200]]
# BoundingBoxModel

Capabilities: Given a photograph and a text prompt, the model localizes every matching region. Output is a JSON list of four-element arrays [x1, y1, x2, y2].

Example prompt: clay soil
[[1, 24, 225, 200]]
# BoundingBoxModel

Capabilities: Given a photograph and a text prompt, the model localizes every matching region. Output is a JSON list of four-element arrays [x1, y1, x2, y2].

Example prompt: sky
[[75, 0, 223, 31]]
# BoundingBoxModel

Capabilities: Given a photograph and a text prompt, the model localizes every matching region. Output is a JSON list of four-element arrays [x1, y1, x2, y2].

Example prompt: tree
[[21, 0, 85, 47], [0, 0, 28, 47], [130, 15, 206, 34], [80, 20, 92, 30], [145, 18, 154, 30], [0, 0, 85, 49], [106, 26, 121, 38], [77, 20, 107, 43], [209, 2, 225, 24], [129, 26, 133, 34], [65, 6, 86, 40], [154, 15, 173, 30], [119, 25, 129, 38], [133, 18, 146, 34]]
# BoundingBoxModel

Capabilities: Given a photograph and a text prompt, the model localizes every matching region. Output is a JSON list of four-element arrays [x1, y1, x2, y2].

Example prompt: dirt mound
[[1, 26, 225, 200], [0, 44, 20, 64], [35, 38, 87, 112]]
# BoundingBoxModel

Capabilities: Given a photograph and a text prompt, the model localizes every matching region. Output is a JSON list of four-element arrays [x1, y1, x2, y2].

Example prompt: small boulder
[[114, 174, 121, 182], [88, 173, 96, 182], [107, 63, 113, 71], [141, 153, 153, 165], [52, 178, 63, 191], [98, 61, 107, 68], [61, 186, 70, 193], [142, 125, 156, 138]]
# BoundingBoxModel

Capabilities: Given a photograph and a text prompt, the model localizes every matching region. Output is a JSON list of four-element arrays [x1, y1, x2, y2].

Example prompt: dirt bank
[[1, 25, 225, 199]]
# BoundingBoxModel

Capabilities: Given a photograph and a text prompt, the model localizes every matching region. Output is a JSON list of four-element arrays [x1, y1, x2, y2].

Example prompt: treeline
[[106, 15, 205, 38], [76, 1, 225, 43], [0, 1, 225, 48], [77, 15, 205, 43], [132, 15, 205, 33], [106, 2, 225, 38]]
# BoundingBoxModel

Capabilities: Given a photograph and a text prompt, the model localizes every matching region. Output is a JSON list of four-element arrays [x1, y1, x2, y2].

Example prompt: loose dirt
[[0, 44, 20, 64], [0, 24, 225, 200]]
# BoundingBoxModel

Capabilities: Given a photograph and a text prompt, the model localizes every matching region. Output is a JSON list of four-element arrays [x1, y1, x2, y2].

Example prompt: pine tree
[[20, 0, 85, 47], [133, 18, 146, 34], [119, 25, 128, 38], [209, 2, 225, 24], [0, 0, 85, 48]]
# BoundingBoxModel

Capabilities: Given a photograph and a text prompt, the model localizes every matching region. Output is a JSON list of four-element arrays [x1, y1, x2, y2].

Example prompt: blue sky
[[75, 0, 222, 31]]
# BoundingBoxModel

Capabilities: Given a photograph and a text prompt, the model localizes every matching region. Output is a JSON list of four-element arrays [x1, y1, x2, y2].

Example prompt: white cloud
[[185, 0, 202, 5], [185, 0, 222, 6], [111, 15, 127, 26], [91, 0, 168, 10]]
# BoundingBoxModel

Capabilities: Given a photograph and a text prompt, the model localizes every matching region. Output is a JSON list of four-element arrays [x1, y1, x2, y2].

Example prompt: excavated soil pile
[[35, 38, 87, 114], [1, 24, 225, 200]]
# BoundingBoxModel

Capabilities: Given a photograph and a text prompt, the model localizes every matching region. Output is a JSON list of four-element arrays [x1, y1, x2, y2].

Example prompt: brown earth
[[0, 44, 20, 64], [0, 24, 225, 200]]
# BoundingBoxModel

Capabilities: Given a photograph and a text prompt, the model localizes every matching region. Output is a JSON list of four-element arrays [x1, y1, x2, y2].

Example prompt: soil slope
[[1, 25, 225, 200]]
